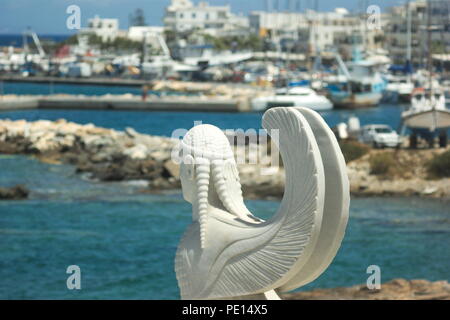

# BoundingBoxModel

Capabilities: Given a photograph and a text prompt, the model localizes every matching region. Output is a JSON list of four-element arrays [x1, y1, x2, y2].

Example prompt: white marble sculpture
[[175, 107, 349, 300]]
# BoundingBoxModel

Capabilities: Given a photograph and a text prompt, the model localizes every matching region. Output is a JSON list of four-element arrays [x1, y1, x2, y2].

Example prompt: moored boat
[[251, 86, 333, 112], [401, 87, 450, 148]]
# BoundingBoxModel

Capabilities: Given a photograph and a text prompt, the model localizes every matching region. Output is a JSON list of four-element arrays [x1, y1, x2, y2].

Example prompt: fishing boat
[[400, 0, 450, 148], [325, 54, 385, 109], [401, 88, 450, 147], [385, 74, 414, 102], [251, 86, 333, 112]]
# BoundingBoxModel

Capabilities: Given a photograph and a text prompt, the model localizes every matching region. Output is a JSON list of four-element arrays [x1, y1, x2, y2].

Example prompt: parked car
[[360, 124, 401, 148]]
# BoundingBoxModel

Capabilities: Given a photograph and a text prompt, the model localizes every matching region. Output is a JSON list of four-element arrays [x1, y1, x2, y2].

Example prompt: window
[[192, 13, 196, 19], [375, 128, 392, 134]]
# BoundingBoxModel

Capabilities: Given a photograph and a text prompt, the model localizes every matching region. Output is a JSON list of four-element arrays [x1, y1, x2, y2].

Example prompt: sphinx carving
[[175, 107, 350, 300]]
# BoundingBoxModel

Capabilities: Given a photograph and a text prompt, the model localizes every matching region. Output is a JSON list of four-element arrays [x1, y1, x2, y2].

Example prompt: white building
[[385, 0, 450, 66], [81, 15, 120, 42], [128, 26, 165, 42], [249, 11, 308, 36], [163, 0, 249, 37], [250, 8, 380, 54]]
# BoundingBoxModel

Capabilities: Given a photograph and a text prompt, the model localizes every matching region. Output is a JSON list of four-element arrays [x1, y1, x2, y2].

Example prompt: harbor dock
[[0, 95, 252, 113]]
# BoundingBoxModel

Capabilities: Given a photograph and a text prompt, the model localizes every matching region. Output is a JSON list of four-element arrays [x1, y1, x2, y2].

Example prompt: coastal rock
[[1, 119, 449, 200], [281, 279, 450, 300], [0, 185, 29, 200], [150, 150, 170, 162], [125, 127, 139, 138], [124, 144, 149, 160], [163, 160, 180, 179]]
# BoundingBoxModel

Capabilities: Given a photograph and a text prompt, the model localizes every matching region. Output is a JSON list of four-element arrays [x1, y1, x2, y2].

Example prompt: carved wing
[[279, 107, 349, 292], [176, 107, 327, 299]]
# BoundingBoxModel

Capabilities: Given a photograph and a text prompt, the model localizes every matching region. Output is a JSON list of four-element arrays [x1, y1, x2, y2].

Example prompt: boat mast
[[426, 0, 438, 131], [427, 0, 432, 94], [406, 0, 412, 83]]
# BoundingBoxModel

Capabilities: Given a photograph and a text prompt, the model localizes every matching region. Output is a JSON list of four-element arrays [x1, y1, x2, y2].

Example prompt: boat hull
[[251, 95, 333, 112], [398, 93, 412, 103], [402, 109, 450, 130], [329, 92, 382, 109]]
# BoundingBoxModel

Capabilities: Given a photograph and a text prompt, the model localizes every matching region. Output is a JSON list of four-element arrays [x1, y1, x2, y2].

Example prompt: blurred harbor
[[1, 0, 449, 145]]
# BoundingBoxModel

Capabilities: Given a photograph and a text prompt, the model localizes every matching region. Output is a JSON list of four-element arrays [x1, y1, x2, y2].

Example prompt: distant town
[[0, 0, 449, 114]]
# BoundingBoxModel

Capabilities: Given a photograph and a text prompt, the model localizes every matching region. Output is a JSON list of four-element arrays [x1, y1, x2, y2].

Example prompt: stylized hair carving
[[195, 157, 210, 249], [181, 124, 252, 249]]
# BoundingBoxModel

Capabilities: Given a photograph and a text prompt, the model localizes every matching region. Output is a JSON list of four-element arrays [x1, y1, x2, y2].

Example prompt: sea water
[[0, 106, 403, 137], [0, 86, 448, 299], [0, 155, 448, 299], [0, 81, 406, 133]]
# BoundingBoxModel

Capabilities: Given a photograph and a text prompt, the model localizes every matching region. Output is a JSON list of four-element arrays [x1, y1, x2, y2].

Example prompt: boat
[[325, 54, 385, 109], [400, 0, 450, 148], [401, 88, 450, 147], [385, 75, 414, 103], [251, 86, 333, 112]]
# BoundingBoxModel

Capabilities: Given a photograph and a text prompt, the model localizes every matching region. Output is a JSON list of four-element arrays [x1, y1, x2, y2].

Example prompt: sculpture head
[[179, 124, 252, 249]]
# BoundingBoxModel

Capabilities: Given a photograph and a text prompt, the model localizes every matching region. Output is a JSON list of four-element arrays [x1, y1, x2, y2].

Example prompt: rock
[[150, 150, 170, 162], [0, 185, 29, 200], [422, 186, 438, 195], [282, 278, 450, 300], [124, 144, 148, 160], [125, 127, 139, 138], [163, 160, 180, 179]]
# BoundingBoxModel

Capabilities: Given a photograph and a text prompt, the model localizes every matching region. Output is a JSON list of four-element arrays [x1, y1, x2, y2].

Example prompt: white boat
[[402, 88, 450, 131], [251, 86, 333, 112], [385, 75, 414, 102], [326, 54, 385, 109]]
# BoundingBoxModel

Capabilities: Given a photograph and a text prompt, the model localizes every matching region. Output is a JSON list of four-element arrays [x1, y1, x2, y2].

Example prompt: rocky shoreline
[[281, 279, 450, 300], [0, 119, 449, 200], [0, 185, 29, 200]]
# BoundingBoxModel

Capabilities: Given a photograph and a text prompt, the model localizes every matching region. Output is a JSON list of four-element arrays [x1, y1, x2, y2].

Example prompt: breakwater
[[1, 119, 449, 200], [0, 95, 251, 112]]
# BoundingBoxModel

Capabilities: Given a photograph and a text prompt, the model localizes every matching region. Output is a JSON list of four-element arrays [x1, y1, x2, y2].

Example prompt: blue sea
[[0, 83, 449, 299], [0, 34, 70, 48], [0, 155, 448, 299], [0, 82, 407, 136]]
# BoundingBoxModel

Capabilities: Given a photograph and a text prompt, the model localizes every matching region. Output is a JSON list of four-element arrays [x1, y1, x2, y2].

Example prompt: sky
[[0, 0, 403, 35]]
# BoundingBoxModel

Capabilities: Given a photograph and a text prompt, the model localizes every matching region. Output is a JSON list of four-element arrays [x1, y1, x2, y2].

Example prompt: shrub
[[427, 150, 450, 178], [339, 140, 370, 163], [369, 153, 396, 175]]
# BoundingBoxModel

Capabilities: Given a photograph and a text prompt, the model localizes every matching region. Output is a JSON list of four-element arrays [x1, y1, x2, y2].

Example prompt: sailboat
[[400, 1, 450, 148]]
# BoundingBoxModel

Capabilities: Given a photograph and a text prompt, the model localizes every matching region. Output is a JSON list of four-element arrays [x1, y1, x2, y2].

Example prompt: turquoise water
[[1, 82, 197, 97], [0, 155, 449, 299], [2, 82, 144, 96], [0, 82, 406, 135], [0, 106, 403, 137]]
